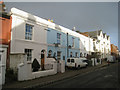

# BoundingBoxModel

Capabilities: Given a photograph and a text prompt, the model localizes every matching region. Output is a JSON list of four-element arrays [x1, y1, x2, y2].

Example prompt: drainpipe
[[89, 35, 90, 55], [67, 33, 69, 58]]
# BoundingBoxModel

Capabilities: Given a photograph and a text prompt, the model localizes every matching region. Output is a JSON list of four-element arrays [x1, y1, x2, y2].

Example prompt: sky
[[4, 2, 118, 48]]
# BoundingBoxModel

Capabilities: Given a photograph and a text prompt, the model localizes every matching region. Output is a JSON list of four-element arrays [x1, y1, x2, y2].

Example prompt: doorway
[[57, 51, 61, 60], [41, 49, 45, 70]]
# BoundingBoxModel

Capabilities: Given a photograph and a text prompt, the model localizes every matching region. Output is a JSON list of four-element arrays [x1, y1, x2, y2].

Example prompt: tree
[[32, 58, 40, 72]]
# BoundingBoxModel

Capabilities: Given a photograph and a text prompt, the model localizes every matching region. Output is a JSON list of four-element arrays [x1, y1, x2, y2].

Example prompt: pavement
[[2, 60, 108, 89]]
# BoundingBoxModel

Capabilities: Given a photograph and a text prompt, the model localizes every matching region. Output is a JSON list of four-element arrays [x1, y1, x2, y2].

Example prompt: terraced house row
[[0, 5, 114, 84], [1, 0, 120, 85], [9, 7, 111, 66], [0, 7, 112, 69]]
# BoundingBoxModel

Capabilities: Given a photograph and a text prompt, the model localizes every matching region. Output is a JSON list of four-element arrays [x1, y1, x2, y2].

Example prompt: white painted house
[[82, 30, 111, 59], [78, 34, 94, 57], [10, 8, 48, 64]]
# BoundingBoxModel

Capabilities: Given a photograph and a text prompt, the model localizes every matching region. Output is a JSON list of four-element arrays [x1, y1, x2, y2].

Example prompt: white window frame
[[25, 49, 32, 61], [25, 24, 33, 40]]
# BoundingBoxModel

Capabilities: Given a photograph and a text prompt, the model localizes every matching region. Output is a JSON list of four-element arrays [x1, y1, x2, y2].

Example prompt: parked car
[[66, 58, 88, 68], [107, 56, 115, 63], [81, 59, 89, 66]]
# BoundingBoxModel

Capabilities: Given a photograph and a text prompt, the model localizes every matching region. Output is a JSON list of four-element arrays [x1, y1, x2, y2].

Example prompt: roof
[[82, 30, 102, 38], [103, 33, 106, 38], [11, 8, 92, 40], [79, 32, 89, 37]]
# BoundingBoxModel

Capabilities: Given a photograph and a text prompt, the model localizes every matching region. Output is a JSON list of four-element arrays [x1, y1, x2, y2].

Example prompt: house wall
[[10, 9, 47, 64], [96, 31, 111, 59], [0, 14, 12, 68], [79, 34, 93, 56], [10, 53, 26, 72], [47, 28, 80, 64], [0, 45, 8, 85], [111, 44, 119, 57], [103, 36, 111, 58]]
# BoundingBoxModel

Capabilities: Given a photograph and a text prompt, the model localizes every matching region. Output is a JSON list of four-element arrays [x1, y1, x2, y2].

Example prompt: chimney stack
[[72, 27, 76, 31]]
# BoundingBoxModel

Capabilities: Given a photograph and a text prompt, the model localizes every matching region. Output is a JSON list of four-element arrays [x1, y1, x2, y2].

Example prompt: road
[[40, 63, 120, 88]]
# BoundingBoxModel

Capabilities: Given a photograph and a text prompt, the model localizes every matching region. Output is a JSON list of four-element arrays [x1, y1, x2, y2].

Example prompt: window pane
[[25, 49, 32, 61], [57, 33, 61, 44], [25, 24, 33, 40], [71, 59, 74, 63], [67, 59, 70, 62]]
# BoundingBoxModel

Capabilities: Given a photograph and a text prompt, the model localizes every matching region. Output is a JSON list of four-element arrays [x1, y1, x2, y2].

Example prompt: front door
[[41, 50, 45, 70], [57, 51, 61, 60]]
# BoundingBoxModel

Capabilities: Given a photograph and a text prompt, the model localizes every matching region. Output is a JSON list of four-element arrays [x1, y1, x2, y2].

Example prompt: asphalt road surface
[[40, 62, 120, 88]]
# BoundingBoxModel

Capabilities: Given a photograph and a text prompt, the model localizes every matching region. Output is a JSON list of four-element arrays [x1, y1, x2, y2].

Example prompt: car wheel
[[78, 65, 80, 69]]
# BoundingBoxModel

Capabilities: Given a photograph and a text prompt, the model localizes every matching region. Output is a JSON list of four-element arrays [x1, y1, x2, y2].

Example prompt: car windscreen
[[67, 59, 70, 62], [71, 59, 74, 63], [82, 60, 88, 62]]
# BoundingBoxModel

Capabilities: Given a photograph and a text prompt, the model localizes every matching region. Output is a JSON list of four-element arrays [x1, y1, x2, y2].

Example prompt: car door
[[79, 59, 84, 67]]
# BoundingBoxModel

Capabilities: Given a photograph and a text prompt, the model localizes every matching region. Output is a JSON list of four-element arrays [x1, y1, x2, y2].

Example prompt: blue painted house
[[47, 27, 80, 64]]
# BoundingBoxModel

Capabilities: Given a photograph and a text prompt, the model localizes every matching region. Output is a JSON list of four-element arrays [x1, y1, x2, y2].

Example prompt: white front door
[[0, 46, 7, 86]]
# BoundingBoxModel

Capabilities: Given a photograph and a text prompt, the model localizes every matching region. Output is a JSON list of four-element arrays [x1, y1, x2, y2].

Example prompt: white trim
[[15, 39, 47, 46]]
